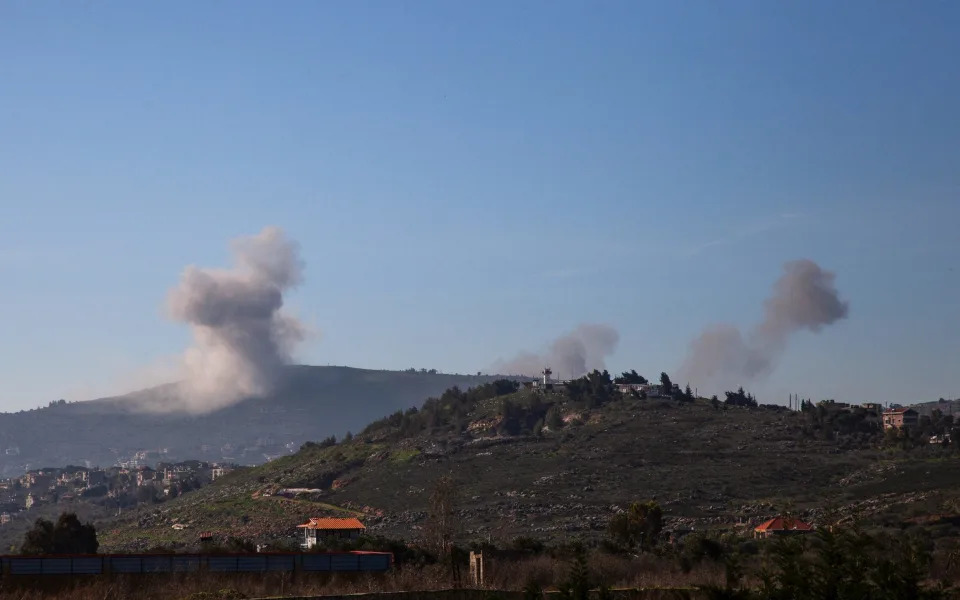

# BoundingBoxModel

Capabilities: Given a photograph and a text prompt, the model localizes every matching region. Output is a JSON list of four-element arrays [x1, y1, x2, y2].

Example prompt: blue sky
[[1, 1, 958, 410]]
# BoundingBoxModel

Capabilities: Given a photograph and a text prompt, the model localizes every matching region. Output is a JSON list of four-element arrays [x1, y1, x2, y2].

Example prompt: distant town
[[0, 460, 237, 527]]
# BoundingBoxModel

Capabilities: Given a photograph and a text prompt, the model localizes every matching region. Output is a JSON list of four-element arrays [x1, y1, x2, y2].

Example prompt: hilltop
[[99, 376, 960, 552], [0, 366, 499, 477]]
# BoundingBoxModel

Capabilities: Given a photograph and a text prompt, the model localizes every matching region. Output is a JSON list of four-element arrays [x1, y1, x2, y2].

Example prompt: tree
[[684, 384, 694, 402], [608, 501, 663, 551], [557, 545, 592, 600], [545, 406, 564, 430], [614, 370, 647, 385], [499, 398, 525, 435], [724, 387, 757, 408], [301, 436, 337, 451], [20, 518, 53, 555], [710, 395, 720, 410], [565, 370, 614, 408], [660, 373, 673, 397], [425, 475, 458, 562], [21, 513, 99, 555], [756, 525, 944, 600]]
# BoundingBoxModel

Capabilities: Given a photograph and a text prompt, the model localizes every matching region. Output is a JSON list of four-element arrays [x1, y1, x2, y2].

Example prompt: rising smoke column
[[165, 226, 305, 412], [492, 323, 620, 378], [678, 259, 848, 391]]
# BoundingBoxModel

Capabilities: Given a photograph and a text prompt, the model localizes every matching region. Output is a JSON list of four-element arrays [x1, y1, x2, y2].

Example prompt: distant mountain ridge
[[0, 366, 499, 476]]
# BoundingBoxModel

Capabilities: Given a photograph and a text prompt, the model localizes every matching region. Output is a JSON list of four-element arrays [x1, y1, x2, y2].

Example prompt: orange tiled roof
[[297, 517, 365, 530], [754, 517, 813, 533], [883, 407, 916, 415]]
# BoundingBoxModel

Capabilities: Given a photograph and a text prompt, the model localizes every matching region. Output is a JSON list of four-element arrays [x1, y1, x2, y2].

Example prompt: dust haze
[[491, 324, 620, 379], [678, 259, 848, 392]]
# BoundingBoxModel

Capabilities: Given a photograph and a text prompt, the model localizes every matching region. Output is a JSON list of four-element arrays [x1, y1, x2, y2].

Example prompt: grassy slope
[[99, 392, 959, 551]]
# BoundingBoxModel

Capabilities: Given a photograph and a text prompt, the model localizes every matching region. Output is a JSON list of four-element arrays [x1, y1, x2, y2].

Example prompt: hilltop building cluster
[[525, 368, 673, 397], [809, 400, 928, 434]]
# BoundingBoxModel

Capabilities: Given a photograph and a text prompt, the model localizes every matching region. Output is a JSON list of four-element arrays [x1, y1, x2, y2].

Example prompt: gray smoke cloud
[[678, 259, 848, 391], [491, 323, 620, 379], [162, 226, 306, 413]]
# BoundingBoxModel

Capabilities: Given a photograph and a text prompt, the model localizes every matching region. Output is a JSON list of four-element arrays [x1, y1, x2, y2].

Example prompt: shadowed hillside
[[0, 366, 499, 476]]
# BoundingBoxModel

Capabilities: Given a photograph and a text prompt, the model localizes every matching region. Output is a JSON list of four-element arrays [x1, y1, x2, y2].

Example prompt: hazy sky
[[1, 2, 958, 411]]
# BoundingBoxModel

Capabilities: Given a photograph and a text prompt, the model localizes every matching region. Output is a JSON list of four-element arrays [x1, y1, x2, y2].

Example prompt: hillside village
[[91, 367, 960, 557], [0, 368, 955, 598], [4, 366, 955, 553], [0, 460, 239, 541]]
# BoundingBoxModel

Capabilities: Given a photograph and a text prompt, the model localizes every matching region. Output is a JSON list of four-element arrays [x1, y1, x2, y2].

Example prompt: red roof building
[[882, 407, 919, 430], [297, 517, 366, 548], [754, 516, 814, 539]]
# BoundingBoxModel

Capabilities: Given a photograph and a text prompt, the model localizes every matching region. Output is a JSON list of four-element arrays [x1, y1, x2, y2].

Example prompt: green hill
[[99, 379, 960, 552]]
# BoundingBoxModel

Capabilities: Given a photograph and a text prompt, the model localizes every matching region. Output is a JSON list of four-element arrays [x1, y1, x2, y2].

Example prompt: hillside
[[0, 366, 498, 476], [99, 381, 960, 552]]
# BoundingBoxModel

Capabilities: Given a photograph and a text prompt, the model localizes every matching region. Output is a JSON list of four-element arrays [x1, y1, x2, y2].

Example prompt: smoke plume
[[162, 226, 306, 413], [491, 324, 620, 379], [678, 259, 848, 391]]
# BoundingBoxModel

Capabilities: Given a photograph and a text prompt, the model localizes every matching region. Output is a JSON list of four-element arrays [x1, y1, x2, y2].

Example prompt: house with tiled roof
[[297, 517, 365, 549], [882, 407, 918, 430], [754, 516, 814, 539]]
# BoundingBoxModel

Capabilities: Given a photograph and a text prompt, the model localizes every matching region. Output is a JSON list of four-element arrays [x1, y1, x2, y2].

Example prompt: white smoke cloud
[[491, 323, 620, 379], [678, 259, 849, 392], [160, 226, 306, 413]]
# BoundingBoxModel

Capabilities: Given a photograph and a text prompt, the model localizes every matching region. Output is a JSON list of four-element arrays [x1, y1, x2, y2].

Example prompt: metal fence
[[0, 551, 392, 576]]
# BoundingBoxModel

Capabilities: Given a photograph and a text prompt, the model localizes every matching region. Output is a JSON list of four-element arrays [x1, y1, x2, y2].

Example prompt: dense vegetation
[[20, 513, 99, 555], [361, 369, 709, 440], [361, 379, 521, 439]]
